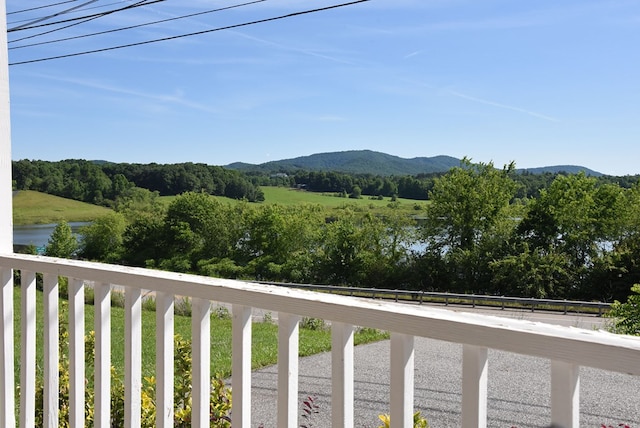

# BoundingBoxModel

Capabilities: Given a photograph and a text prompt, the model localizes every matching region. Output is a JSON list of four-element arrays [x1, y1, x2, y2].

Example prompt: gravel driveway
[[246, 309, 640, 428]]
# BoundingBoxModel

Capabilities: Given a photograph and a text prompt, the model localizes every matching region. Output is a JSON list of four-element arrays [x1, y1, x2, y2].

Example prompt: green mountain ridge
[[226, 150, 602, 176]]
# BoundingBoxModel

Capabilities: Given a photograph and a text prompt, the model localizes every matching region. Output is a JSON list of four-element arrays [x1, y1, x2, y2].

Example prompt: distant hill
[[226, 150, 602, 176], [227, 150, 461, 175], [517, 165, 602, 176]]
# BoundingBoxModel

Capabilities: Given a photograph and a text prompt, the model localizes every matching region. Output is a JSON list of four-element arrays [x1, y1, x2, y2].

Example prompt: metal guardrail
[[262, 282, 612, 316]]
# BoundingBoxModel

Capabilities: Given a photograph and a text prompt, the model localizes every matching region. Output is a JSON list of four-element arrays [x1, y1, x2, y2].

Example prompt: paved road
[[245, 307, 640, 428]]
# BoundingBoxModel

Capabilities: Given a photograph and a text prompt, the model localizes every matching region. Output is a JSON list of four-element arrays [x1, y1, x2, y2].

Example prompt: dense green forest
[[32, 158, 640, 303], [12, 159, 265, 204]]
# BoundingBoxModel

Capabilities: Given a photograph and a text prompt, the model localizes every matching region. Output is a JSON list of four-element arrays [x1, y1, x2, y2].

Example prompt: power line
[[9, 0, 370, 66], [7, 0, 163, 32], [9, 0, 165, 45], [8, 0, 80, 16], [10, 0, 266, 50], [8, 1, 139, 24], [9, 0, 101, 31]]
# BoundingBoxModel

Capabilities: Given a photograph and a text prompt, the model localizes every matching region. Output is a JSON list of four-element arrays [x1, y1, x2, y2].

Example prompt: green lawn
[[19, 286, 388, 381], [13, 191, 111, 225]]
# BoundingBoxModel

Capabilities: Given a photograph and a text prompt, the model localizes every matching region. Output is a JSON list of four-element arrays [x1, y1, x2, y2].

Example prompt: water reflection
[[13, 222, 88, 248]]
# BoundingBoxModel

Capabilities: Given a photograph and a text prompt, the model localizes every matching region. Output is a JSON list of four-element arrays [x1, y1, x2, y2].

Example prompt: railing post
[[551, 360, 579, 428], [0, 267, 13, 428], [69, 278, 85, 428], [462, 345, 488, 428], [43, 274, 59, 428], [20, 270, 36, 428], [125, 287, 142, 428], [278, 312, 300, 428], [232, 305, 253, 428], [390, 333, 414, 428], [94, 283, 111, 428], [156, 292, 174, 428], [192, 298, 211, 428], [332, 322, 354, 428]]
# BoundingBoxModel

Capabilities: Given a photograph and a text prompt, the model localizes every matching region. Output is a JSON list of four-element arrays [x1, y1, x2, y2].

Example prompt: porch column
[[0, 0, 12, 253]]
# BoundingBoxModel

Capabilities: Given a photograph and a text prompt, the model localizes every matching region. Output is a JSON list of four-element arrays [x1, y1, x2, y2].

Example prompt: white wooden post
[[232, 305, 252, 428], [551, 360, 580, 428], [192, 298, 211, 428], [0, 1, 14, 423], [277, 313, 300, 428], [0, 267, 13, 428], [332, 322, 354, 428], [0, 0, 12, 256], [19, 270, 36, 428], [43, 274, 59, 428], [94, 283, 111, 428], [125, 287, 142, 428], [68, 278, 85, 428], [462, 345, 488, 428], [390, 333, 414, 428], [156, 292, 174, 428]]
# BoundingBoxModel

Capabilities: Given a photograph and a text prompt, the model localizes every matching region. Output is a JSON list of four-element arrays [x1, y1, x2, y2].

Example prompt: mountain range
[[226, 150, 602, 176]]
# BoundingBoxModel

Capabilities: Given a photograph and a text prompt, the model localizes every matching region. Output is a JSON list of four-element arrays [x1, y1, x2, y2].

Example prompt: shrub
[[606, 284, 640, 335], [34, 321, 232, 427]]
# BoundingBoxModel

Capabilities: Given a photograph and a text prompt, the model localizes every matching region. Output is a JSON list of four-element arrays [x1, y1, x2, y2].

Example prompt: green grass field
[[14, 187, 427, 226], [13, 191, 111, 225], [20, 287, 388, 380]]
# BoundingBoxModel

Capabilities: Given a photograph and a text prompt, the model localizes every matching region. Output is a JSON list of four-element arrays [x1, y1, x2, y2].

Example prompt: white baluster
[[277, 313, 300, 428], [125, 287, 142, 428], [462, 344, 488, 428], [156, 292, 174, 428], [0, 267, 14, 428], [551, 360, 580, 428], [390, 333, 414, 428], [192, 298, 211, 428], [68, 278, 85, 428], [94, 283, 111, 428], [43, 274, 59, 428], [232, 305, 252, 428], [19, 270, 36, 428], [332, 322, 354, 428]]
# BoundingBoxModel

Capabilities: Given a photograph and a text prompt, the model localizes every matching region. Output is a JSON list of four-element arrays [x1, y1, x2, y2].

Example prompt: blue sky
[[6, 0, 640, 175]]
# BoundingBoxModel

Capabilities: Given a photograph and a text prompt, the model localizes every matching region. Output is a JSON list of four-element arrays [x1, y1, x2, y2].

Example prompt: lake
[[13, 222, 88, 249]]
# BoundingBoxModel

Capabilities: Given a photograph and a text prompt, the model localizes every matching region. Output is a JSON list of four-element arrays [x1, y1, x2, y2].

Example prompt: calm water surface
[[13, 222, 88, 247]]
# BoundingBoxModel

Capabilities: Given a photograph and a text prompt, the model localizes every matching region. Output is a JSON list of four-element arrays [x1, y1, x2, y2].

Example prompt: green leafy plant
[[378, 411, 430, 428], [606, 284, 640, 335], [34, 320, 232, 427]]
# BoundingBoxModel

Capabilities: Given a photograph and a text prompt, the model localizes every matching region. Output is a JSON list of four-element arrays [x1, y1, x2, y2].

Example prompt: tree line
[[12, 159, 265, 204], [41, 159, 640, 303]]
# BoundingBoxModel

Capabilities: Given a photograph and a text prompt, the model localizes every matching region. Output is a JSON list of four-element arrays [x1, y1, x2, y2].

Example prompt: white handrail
[[1, 253, 640, 428]]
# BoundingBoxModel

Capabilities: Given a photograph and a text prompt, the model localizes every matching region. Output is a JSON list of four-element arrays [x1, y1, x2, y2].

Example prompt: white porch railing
[[1, 253, 640, 428]]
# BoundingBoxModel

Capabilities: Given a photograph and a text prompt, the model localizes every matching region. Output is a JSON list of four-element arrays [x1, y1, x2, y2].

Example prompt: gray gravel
[[244, 310, 640, 428]]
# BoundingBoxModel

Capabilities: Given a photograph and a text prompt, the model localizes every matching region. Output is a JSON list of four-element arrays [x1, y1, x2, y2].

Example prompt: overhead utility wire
[[10, 0, 266, 50], [9, 0, 165, 45], [8, 0, 80, 15], [8, 1, 141, 25], [9, 0, 101, 31], [8, 0, 162, 32], [9, 0, 370, 66]]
